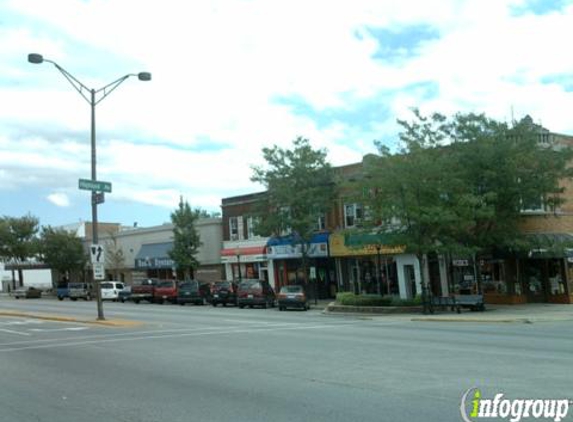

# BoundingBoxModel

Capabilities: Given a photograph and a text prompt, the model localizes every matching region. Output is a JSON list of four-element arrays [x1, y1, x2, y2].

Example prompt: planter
[[484, 293, 527, 305], [547, 294, 573, 304], [326, 303, 423, 314]]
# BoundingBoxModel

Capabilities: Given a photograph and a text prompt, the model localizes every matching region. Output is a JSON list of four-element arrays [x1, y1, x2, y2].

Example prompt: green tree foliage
[[251, 136, 337, 284], [39, 227, 87, 284], [361, 110, 573, 279], [168, 197, 202, 280], [0, 214, 40, 287]]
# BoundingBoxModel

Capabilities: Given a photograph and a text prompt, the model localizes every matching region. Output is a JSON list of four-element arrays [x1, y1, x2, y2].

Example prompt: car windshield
[[135, 279, 156, 286], [179, 281, 198, 291], [214, 282, 231, 290], [100, 282, 113, 289], [280, 285, 303, 293], [157, 281, 175, 288], [239, 280, 261, 290]]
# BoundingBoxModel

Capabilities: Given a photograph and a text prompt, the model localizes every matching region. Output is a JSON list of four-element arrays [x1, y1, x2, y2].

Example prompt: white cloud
[[47, 192, 70, 207], [1, 0, 573, 225]]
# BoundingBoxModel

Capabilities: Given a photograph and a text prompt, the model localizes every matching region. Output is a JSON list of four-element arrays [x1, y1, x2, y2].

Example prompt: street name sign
[[78, 179, 112, 193]]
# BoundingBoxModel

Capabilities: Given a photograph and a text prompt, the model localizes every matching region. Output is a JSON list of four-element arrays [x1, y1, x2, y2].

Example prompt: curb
[[410, 317, 532, 323], [0, 311, 143, 327]]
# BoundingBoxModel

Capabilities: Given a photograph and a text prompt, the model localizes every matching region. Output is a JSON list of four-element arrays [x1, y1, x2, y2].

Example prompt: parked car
[[118, 285, 132, 303], [13, 286, 42, 299], [177, 280, 211, 305], [277, 285, 309, 311], [210, 281, 237, 307], [154, 280, 179, 304], [56, 281, 69, 301], [237, 279, 276, 309], [100, 281, 126, 301], [68, 282, 92, 301], [130, 278, 158, 303]]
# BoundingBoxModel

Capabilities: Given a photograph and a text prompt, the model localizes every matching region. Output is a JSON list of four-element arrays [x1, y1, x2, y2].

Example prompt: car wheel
[[134, 299, 140, 304], [179, 302, 185, 306], [239, 305, 244, 309], [262, 302, 267, 309], [279, 306, 284, 311], [58, 296, 64, 301], [222, 302, 227, 307], [212, 302, 217, 307], [71, 298, 77, 301]]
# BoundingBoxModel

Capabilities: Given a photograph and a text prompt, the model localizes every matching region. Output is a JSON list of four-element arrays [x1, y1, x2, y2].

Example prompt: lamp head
[[28, 53, 44, 64], [138, 72, 151, 81]]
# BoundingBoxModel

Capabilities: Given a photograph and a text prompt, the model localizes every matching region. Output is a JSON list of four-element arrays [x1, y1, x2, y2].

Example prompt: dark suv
[[177, 280, 211, 305], [237, 279, 276, 309], [210, 281, 238, 307]]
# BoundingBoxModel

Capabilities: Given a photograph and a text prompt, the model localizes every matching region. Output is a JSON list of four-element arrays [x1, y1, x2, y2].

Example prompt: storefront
[[221, 241, 272, 284], [329, 233, 416, 299], [266, 233, 335, 298], [134, 242, 177, 280], [134, 241, 223, 282]]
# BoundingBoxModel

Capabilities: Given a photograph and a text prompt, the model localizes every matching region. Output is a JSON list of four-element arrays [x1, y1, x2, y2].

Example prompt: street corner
[[0, 310, 143, 328]]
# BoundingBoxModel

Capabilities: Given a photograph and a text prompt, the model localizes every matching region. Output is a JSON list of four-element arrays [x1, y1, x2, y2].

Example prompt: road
[[1, 298, 572, 422]]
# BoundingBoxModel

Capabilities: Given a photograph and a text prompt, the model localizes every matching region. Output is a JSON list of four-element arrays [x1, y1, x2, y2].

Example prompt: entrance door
[[404, 265, 416, 299], [523, 261, 547, 303]]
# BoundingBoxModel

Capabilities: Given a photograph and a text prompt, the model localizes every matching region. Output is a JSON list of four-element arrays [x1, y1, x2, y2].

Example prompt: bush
[[335, 292, 422, 307], [335, 293, 392, 306]]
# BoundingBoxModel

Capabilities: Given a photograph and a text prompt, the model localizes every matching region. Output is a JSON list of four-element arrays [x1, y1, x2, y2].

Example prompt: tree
[[251, 136, 337, 290], [0, 214, 40, 287], [360, 110, 573, 303], [39, 227, 87, 285], [168, 197, 202, 280], [105, 230, 125, 281]]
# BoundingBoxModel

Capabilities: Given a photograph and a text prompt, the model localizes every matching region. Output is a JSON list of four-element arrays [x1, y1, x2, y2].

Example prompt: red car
[[237, 279, 276, 309], [153, 280, 178, 304]]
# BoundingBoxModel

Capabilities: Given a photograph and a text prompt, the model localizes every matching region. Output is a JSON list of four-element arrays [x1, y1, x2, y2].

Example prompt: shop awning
[[329, 232, 405, 257], [266, 233, 329, 259], [134, 242, 175, 269], [524, 233, 573, 259]]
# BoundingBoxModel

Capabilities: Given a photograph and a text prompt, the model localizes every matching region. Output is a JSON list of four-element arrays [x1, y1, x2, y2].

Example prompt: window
[[314, 214, 326, 231], [229, 216, 244, 240], [344, 203, 363, 228], [247, 216, 259, 239]]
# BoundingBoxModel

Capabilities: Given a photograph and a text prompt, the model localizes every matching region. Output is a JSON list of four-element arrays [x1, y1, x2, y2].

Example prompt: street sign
[[93, 192, 105, 205], [90, 244, 105, 265], [93, 263, 105, 281], [78, 178, 112, 193]]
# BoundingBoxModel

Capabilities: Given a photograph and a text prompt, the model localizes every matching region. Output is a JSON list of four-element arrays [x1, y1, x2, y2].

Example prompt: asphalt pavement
[[2, 297, 573, 422]]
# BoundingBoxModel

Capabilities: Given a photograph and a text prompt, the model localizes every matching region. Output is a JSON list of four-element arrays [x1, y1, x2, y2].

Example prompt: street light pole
[[235, 248, 242, 282], [28, 53, 151, 320]]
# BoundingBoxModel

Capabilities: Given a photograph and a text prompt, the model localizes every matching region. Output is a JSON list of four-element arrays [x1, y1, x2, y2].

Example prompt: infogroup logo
[[460, 388, 572, 422]]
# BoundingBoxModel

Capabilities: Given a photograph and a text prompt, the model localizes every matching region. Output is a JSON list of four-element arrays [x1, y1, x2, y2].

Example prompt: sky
[[1, 0, 573, 229]]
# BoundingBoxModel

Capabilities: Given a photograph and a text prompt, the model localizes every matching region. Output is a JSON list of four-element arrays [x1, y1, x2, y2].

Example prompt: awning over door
[[135, 242, 175, 269]]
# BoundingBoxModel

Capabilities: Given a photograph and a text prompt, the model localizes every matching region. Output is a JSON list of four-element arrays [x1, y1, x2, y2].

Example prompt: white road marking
[[28, 327, 89, 333], [0, 328, 31, 336], [0, 322, 355, 352]]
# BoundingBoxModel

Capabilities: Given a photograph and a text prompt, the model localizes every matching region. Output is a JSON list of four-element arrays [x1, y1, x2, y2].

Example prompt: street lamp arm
[[48, 60, 93, 105], [93, 74, 131, 105]]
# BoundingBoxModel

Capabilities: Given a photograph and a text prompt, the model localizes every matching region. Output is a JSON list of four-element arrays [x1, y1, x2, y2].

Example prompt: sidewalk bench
[[454, 294, 485, 312], [429, 296, 461, 314]]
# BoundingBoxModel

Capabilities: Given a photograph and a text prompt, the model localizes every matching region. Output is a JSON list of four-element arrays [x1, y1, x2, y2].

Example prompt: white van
[[100, 281, 125, 301]]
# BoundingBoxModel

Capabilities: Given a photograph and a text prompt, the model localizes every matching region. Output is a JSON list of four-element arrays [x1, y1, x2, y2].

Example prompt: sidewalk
[[324, 302, 573, 323]]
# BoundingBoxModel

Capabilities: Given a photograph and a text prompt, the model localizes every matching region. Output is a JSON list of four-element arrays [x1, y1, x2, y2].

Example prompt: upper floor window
[[314, 214, 326, 231], [344, 203, 363, 228], [247, 216, 260, 239], [229, 216, 244, 241]]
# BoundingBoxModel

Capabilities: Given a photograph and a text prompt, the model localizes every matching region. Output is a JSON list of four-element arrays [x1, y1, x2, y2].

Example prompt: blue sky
[[1, 0, 573, 229]]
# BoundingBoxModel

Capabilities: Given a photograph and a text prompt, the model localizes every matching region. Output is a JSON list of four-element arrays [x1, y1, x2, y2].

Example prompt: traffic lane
[[4, 318, 571, 422], [0, 317, 91, 340]]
